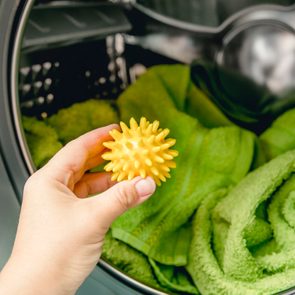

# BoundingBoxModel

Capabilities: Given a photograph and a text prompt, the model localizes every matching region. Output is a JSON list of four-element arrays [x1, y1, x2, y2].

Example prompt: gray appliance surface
[[0, 153, 20, 269]]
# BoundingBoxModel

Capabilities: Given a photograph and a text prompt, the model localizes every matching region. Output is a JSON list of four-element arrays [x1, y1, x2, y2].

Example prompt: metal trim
[[132, 2, 295, 34], [11, 0, 36, 175]]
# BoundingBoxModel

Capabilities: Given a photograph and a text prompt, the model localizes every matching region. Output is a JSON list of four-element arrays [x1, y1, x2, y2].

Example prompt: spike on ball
[[102, 117, 178, 186]]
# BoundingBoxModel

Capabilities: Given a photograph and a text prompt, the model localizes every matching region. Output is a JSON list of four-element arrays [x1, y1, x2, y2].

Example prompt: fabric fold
[[187, 150, 295, 295], [149, 258, 199, 294], [260, 109, 295, 161], [102, 231, 167, 292]]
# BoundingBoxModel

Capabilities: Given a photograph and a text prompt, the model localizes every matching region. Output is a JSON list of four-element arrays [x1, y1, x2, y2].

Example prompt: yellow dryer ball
[[102, 117, 178, 186]]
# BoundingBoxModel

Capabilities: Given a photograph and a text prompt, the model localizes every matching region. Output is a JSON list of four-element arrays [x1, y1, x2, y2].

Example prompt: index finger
[[42, 124, 119, 188]]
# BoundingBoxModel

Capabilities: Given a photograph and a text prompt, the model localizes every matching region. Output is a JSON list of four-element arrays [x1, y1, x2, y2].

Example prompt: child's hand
[[0, 124, 156, 295]]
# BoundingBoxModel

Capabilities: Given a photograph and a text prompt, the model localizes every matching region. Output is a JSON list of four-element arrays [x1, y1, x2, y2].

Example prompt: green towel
[[103, 231, 198, 294], [22, 116, 62, 168], [149, 258, 199, 294], [47, 99, 118, 144], [187, 150, 295, 295], [260, 109, 295, 161], [23, 99, 119, 168], [102, 231, 167, 292], [112, 65, 255, 269]]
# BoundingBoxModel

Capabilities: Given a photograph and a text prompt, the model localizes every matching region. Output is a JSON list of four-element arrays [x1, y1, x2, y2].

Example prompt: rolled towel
[[188, 150, 295, 295]]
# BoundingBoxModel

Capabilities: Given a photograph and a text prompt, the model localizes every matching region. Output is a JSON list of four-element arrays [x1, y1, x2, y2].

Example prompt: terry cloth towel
[[187, 150, 295, 295], [22, 116, 62, 168], [260, 108, 295, 161], [102, 231, 168, 292], [47, 99, 118, 144], [111, 64, 255, 270]]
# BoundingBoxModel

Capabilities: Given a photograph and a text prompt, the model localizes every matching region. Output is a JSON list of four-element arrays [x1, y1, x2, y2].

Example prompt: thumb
[[90, 176, 156, 230]]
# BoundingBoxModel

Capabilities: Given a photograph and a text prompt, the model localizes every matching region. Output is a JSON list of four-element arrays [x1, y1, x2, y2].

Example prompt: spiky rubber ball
[[102, 117, 178, 186]]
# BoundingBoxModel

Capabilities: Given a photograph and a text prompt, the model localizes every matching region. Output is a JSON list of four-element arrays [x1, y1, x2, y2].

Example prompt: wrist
[[0, 255, 72, 295]]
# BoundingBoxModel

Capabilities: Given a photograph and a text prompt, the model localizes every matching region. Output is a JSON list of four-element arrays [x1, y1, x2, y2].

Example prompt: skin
[[0, 124, 156, 295]]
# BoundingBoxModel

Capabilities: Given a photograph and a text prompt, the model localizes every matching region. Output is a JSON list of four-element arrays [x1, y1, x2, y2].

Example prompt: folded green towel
[[47, 99, 118, 144], [22, 116, 62, 168], [112, 65, 255, 270], [187, 150, 295, 295]]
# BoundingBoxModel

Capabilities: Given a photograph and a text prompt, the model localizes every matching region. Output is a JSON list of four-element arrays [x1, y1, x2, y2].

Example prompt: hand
[[0, 124, 156, 295]]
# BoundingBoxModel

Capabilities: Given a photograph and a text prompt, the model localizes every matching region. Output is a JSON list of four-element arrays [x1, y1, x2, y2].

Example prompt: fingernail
[[135, 177, 156, 198]]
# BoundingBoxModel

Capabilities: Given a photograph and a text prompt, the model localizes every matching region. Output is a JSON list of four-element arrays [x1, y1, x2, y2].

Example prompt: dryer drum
[[1, 0, 295, 294]]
